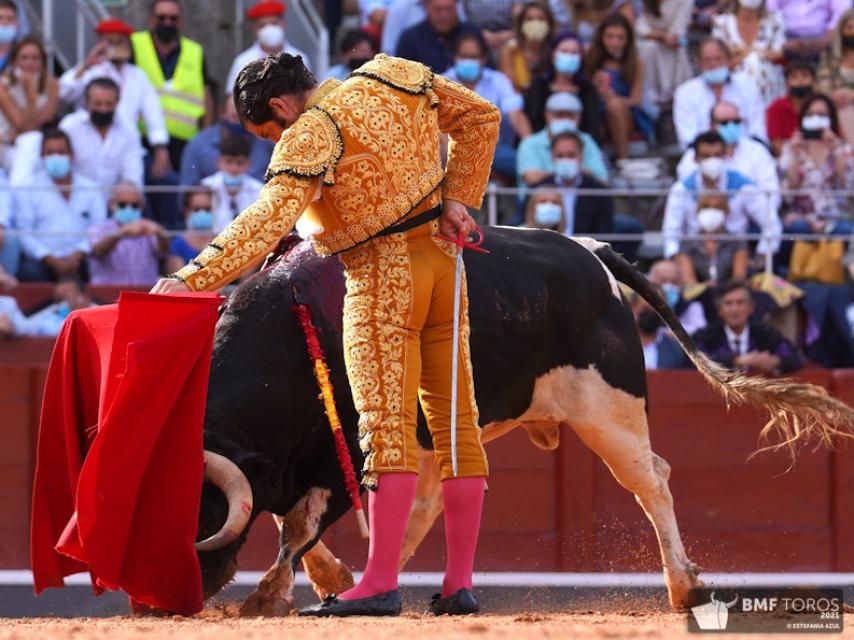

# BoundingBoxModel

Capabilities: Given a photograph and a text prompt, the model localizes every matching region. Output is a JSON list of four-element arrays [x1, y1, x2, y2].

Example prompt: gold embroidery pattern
[[339, 234, 412, 489], [350, 54, 435, 98], [175, 175, 316, 290], [264, 107, 343, 185]]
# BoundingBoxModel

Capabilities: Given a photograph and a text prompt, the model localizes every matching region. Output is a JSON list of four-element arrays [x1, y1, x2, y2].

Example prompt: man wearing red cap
[[225, 1, 310, 95], [59, 19, 170, 180]]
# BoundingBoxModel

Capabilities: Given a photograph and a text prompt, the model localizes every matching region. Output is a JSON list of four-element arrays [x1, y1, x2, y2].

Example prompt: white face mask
[[801, 114, 831, 131], [697, 207, 726, 232], [699, 156, 725, 181], [534, 201, 562, 227], [258, 23, 286, 49]]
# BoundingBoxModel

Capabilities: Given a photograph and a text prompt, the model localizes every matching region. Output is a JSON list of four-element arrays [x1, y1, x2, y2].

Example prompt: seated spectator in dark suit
[[630, 290, 688, 370], [692, 280, 804, 374], [395, 0, 477, 73]]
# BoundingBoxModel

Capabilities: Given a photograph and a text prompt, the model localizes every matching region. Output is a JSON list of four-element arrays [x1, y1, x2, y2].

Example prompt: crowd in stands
[[0, 0, 853, 371]]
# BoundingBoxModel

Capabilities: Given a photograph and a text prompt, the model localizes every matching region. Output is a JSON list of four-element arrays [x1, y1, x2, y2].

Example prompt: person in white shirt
[[673, 37, 766, 149], [14, 129, 106, 281], [25, 276, 97, 337], [676, 101, 781, 214], [58, 18, 171, 179], [0, 166, 17, 284], [0, 294, 34, 337], [225, 1, 311, 95], [201, 135, 263, 233], [662, 130, 781, 262], [59, 77, 145, 189]]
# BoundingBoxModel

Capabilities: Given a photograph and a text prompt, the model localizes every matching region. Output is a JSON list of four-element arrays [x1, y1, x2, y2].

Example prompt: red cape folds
[[30, 291, 222, 615]]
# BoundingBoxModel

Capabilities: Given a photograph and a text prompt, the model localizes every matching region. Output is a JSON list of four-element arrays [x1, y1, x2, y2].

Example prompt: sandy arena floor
[[1, 612, 852, 639]]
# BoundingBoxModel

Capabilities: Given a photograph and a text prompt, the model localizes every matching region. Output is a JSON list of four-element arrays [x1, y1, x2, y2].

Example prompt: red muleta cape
[[30, 291, 222, 615]]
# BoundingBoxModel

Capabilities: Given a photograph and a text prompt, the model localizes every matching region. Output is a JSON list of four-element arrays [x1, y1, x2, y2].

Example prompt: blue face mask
[[717, 121, 742, 145], [44, 154, 71, 180], [661, 283, 680, 308], [0, 25, 17, 45], [702, 66, 729, 86], [534, 201, 563, 227], [223, 172, 244, 188], [114, 206, 142, 225], [188, 210, 213, 230], [56, 301, 72, 320], [554, 157, 579, 181], [554, 51, 581, 75], [454, 59, 481, 82], [549, 119, 578, 136]]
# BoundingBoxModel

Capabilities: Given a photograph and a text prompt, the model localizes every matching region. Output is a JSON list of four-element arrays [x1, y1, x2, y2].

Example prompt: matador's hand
[[439, 199, 476, 242], [151, 278, 191, 295]]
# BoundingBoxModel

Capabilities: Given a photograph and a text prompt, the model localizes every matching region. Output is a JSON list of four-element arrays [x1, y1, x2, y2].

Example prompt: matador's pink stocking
[[441, 476, 486, 597]]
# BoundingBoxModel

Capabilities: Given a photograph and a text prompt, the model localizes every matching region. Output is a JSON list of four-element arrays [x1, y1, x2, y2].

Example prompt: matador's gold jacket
[[174, 54, 501, 291]]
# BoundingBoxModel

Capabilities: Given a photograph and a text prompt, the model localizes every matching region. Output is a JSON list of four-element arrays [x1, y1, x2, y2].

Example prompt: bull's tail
[[593, 242, 854, 458]]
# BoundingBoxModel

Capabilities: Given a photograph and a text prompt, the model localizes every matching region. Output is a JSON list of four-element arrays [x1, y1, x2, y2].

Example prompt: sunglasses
[[189, 206, 210, 212], [714, 118, 741, 126], [155, 14, 180, 23], [115, 200, 140, 208]]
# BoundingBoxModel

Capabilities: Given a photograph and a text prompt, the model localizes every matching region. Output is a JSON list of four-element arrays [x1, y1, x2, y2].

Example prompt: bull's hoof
[[666, 562, 704, 611], [310, 559, 355, 601], [129, 599, 174, 617], [239, 592, 294, 617]]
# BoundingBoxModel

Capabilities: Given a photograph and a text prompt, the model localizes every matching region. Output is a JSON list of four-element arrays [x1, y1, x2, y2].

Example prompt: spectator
[[711, 0, 786, 105], [523, 184, 568, 232], [226, 1, 311, 93], [524, 34, 600, 134], [458, 0, 515, 51], [87, 181, 169, 285], [0, 36, 58, 172], [327, 30, 376, 81], [568, 0, 612, 46], [675, 192, 750, 284], [662, 131, 781, 261], [445, 31, 531, 180], [165, 187, 216, 274], [647, 258, 708, 334], [59, 19, 170, 180], [131, 0, 214, 170], [766, 61, 816, 155], [498, 1, 556, 93], [537, 131, 614, 235], [14, 129, 106, 282], [201, 135, 263, 233], [677, 101, 781, 214], [0, 169, 16, 283], [25, 276, 96, 337], [630, 291, 688, 369], [0, 293, 34, 338], [396, 0, 477, 72], [817, 9, 854, 145], [59, 77, 145, 188], [673, 37, 766, 149], [692, 280, 803, 373], [518, 91, 609, 185], [768, 0, 848, 61], [179, 96, 274, 185], [358, 0, 392, 31], [779, 93, 854, 237], [0, 0, 20, 75], [635, 0, 693, 107], [585, 14, 652, 159], [381, 0, 466, 55]]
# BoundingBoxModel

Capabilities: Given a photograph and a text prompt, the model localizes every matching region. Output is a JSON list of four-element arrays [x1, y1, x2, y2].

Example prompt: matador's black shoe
[[298, 589, 402, 617], [426, 588, 480, 615]]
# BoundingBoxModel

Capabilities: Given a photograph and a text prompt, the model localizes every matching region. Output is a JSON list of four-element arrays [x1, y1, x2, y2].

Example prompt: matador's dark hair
[[233, 53, 317, 125]]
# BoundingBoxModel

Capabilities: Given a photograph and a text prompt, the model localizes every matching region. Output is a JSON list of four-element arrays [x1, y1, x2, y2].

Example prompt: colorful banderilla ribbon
[[434, 226, 488, 476], [291, 303, 369, 539]]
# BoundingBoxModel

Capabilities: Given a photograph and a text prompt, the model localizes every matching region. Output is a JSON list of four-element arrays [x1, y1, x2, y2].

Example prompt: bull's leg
[[239, 487, 331, 617], [301, 540, 354, 600], [399, 447, 444, 570]]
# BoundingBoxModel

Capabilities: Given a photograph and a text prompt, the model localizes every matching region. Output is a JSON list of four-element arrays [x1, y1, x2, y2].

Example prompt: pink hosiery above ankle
[[441, 476, 486, 597], [337, 472, 417, 601]]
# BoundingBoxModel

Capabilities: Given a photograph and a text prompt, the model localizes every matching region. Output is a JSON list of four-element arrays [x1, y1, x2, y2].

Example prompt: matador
[[152, 53, 500, 617]]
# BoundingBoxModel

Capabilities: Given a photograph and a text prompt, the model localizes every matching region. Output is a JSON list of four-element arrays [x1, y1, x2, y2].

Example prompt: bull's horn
[[195, 451, 253, 552]]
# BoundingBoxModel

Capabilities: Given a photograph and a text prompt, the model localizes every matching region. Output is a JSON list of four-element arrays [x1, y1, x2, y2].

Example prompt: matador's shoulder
[[349, 54, 436, 98], [264, 106, 343, 185]]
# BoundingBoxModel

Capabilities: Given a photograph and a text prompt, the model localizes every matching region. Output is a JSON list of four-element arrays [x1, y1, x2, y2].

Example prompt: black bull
[[194, 226, 853, 612]]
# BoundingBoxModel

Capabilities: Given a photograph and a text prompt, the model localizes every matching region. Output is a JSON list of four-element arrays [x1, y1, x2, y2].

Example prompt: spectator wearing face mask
[[630, 290, 688, 370], [779, 93, 854, 238], [179, 96, 275, 187], [673, 37, 766, 149], [498, 1, 556, 93], [647, 258, 708, 335], [166, 187, 216, 275], [518, 92, 608, 185], [766, 61, 817, 156], [677, 101, 780, 214], [59, 19, 170, 180], [635, 0, 692, 107], [662, 131, 780, 262], [327, 30, 377, 81], [59, 77, 144, 189], [524, 187, 567, 232], [711, 0, 786, 106], [14, 129, 106, 282], [25, 276, 97, 337], [226, 1, 311, 93], [396, 0, 478, 72], [817, 10, 854, 146], [87, 181, 169, 285], [445, 31, 531, 180], [0, 0, 21, 75], [201, 135, 263, 233], [524, 34, 600, 135]]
